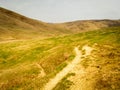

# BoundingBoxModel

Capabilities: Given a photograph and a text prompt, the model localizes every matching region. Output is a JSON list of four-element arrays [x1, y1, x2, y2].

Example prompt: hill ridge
[[0, 7, 120, 40]]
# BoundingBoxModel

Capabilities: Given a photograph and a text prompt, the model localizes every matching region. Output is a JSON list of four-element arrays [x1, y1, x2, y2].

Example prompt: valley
[[0, 7, 120, 90]]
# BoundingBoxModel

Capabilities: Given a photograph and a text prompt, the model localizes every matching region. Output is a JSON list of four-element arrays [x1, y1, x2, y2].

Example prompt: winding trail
[[43, 45, 93, 90]]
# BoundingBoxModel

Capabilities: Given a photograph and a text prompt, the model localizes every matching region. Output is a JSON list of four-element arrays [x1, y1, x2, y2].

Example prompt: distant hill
[[57, 19, 120, 32]]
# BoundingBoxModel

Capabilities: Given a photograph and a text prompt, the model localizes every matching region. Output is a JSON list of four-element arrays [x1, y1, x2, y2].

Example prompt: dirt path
[[43, 45, 93, 90], [82, 45, 93, 56], [68, 45, 93, 90]]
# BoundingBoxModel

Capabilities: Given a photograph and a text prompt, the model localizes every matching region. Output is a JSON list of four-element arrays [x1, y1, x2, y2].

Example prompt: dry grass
[[0, 26, 120, 89]]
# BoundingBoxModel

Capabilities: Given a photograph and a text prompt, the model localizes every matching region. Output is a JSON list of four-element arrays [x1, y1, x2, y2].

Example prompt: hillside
[[0, 7, 70, 40], [0, 7, 120, 41], [57, 19, 120, 32], [0, 26, 120, 90]]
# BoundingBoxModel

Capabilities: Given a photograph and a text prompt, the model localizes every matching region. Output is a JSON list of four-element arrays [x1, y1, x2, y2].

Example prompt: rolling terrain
[[0, 7, 120, 90], [0, 7, 120, 41]]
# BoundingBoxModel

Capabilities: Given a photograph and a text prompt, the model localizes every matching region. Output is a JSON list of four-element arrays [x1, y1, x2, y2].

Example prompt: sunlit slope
[[0, 26, 120, 90], [0, 7, 70, 40]]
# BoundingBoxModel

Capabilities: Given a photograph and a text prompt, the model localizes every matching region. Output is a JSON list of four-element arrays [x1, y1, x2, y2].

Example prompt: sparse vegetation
[[53, 73, 75, 90]]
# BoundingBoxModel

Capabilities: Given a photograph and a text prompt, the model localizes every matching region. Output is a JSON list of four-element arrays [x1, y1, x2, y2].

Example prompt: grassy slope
[[0, 7, 71, 40], [0, 26, 120, 90]]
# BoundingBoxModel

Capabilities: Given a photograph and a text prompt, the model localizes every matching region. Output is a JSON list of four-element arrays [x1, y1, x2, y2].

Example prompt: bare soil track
[[43, 45, 93, 90]]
